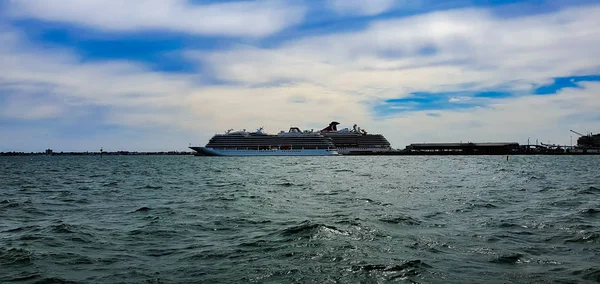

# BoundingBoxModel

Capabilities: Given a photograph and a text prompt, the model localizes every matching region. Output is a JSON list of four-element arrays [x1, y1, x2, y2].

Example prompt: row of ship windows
[[208, 142, 334, 144], [209, 142, 334, 144], [336, 145, 389, 147], [213, 147, 335, 152], [210, 138, 332, 141], [208, 144, 333, 147], [215, 149, 333, 152], [211, 146, 388, 149], [337, 147, 390, 150], [210, 140, 388, 143]]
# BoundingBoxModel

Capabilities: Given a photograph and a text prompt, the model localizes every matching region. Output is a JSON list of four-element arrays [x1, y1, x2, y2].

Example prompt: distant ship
[[319, 122, 394, 155], [189, 126, 338, 156]]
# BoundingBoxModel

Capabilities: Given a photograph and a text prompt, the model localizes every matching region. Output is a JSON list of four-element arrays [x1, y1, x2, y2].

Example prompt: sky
[[0, 0, 599, 152]]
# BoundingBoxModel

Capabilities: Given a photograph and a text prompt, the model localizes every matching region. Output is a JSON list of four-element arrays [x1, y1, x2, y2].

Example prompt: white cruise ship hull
[[337, 147, 394, 155], [196, 147, 338, 156]]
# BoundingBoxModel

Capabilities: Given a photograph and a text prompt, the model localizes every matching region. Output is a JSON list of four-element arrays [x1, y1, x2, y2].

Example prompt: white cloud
[[5, 0, 306, 37], [198, 4, 600, 96], [1, 3, 600, 151], [327, 0, 401, 16], [192, 3, 600, 146], [0, 25, 367, 150], [376, 82, 600, 147], [448, 96, 470, 103], [0, 94, 64, 120]]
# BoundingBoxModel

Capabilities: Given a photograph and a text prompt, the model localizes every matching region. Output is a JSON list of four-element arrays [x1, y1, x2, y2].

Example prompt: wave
[[356, 198, 392, 206], [573, 267, 600, 282], [280, 220, 349, 240], [565, 232, 600, 244], [273, 181, 305, 187], [6, 273, 42, 282], [490, 253, 525, 264], [352, 259, 429, 272], [0, 247, 34, 265], [132, 206, 151, 213], [580, 208, 600, 215], [136, 184, 163, 190], [378, 214, 421, 225], [351, 260, 430, 281], [579, 186, 600, 195]]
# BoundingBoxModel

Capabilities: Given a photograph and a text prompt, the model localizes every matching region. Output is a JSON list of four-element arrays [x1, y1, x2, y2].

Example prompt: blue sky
[[0, 0, 599, 151]]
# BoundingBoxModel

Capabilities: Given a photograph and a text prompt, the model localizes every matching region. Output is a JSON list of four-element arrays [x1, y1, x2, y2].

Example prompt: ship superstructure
[[570, 129, 600, 153], [319, 122, 394, 155], [190, 126, 338, 156]]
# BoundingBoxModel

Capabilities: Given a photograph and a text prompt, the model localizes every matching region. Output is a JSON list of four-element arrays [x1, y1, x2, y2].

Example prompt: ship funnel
[[321, 121, 340, 132], [330, 121, 339, 131]]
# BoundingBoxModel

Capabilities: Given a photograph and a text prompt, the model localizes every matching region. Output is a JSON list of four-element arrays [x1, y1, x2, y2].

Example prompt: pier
[[345, 142, 600, 155]]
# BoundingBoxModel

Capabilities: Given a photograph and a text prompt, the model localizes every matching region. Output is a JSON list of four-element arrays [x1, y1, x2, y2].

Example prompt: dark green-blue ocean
[[1, 155, 600, 283]]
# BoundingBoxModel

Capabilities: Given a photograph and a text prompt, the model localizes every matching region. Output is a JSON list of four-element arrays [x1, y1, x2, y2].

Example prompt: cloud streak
[[326, 0, 401, 16], [5, 0, 306, 37]]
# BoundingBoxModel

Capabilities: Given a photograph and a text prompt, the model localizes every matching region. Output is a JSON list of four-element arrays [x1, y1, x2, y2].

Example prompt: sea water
[[1, 155, 599, 283]]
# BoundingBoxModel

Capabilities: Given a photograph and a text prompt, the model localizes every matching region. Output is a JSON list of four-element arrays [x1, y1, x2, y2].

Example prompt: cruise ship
[[190, 126, 338, 156], [320, 121, 394, 155]]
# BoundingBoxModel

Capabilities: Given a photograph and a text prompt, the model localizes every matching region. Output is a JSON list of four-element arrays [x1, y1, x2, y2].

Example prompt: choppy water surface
[[1, 155, 600, 283]]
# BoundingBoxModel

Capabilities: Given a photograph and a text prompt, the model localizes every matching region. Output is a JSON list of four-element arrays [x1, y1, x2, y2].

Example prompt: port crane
[[569, 129, 592, 137], [570, 129, 587, 137], [569, 129, 600, 150]]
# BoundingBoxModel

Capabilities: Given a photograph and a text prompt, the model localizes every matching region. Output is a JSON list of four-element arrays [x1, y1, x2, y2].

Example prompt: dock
[[344, 142, 600, 155]]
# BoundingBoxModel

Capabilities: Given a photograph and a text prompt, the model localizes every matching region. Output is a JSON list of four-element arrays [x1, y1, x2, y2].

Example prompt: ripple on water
[[0, 247, 35, 266], [564, 232, 600, 244], [578, 186, 600, 195], [279, 220, 346, 239], [351, 260, 431, 282], [490, 253, 526, 264], [1, 155, 600, 283], [573, 267, 600, 282], [378, 213, 422, 225]]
